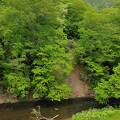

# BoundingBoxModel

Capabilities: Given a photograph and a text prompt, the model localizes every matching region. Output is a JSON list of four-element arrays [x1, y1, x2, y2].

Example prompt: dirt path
[[67, 65, 94, 98]]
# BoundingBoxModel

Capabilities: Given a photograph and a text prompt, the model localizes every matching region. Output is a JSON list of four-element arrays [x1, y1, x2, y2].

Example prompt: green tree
[[0, 0, 73, 100], [32, 44, 72, 100], [64, 0, 120, 102], [96, 64, 120, 102]]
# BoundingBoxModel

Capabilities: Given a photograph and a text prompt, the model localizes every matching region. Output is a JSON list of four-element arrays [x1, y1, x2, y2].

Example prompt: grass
[[106, 111, 120, 120], [72, 107, 120, 120]]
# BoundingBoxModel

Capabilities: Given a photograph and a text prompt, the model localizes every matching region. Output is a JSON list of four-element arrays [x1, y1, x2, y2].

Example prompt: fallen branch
[[31, 106, 59, 120], [35, 114, 59, 120]]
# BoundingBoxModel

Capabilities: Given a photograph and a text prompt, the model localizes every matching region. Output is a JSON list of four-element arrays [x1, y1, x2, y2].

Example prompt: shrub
[[72, 107, 120, 120]]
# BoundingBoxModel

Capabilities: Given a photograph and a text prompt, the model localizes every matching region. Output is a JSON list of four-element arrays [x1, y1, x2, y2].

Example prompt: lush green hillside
[[0, 0, 73, 100], [64, 0, 120, 102], [0, 0, 120, 102]]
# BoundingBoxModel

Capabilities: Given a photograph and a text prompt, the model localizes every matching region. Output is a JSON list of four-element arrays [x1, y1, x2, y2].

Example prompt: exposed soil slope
[[67, 65, 94, 98]]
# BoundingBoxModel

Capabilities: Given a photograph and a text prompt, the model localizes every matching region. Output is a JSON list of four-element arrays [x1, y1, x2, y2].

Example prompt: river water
[[0, 98, 119, 120], [0, 98, 100, 120]]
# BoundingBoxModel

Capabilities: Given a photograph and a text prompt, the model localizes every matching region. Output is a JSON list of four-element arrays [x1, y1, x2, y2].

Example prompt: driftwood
[[31, 106, 59, 120], [35, 114, 59, 120]]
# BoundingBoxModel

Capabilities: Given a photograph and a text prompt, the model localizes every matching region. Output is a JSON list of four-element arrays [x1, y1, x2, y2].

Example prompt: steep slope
[[66, 65, 94, 98]]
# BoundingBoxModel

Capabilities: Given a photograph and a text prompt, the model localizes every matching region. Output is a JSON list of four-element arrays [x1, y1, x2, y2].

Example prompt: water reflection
[[0, 98, 119, 120]]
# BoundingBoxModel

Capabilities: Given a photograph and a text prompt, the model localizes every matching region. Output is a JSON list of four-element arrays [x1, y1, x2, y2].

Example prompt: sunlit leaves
[[95, 64, 120, 102], [65, 0, 120, 102], [0, 0, 72, 100]]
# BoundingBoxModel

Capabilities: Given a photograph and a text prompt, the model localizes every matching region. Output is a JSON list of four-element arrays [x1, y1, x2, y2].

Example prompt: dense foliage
[[0, 0, 120, 102], [72, 107, 120, 120], [64, 0, 120, 102], [0, 0, 72, 100]]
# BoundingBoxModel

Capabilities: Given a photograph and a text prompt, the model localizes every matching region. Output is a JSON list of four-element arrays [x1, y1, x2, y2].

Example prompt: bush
[[72, 107, 120, 120]]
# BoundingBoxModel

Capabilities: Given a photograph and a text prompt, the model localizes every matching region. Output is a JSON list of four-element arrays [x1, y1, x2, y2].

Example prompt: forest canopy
[[0, 0, 120, 102], [0, 0, 73, 100]]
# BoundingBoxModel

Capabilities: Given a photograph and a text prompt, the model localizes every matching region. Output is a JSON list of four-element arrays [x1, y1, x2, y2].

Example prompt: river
[[0, 97, 119, 120], [0, 98, 99, 120]]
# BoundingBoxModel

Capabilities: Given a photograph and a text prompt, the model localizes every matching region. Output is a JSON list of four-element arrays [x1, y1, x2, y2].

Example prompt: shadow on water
[[0, 97, 119, 120]]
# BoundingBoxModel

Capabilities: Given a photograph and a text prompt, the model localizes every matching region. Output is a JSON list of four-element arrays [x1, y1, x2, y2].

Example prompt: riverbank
[[0, 94, 18, 104]]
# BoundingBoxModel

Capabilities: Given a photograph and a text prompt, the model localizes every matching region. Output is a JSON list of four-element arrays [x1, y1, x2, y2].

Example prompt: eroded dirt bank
[[67, 65, 94, 98]]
